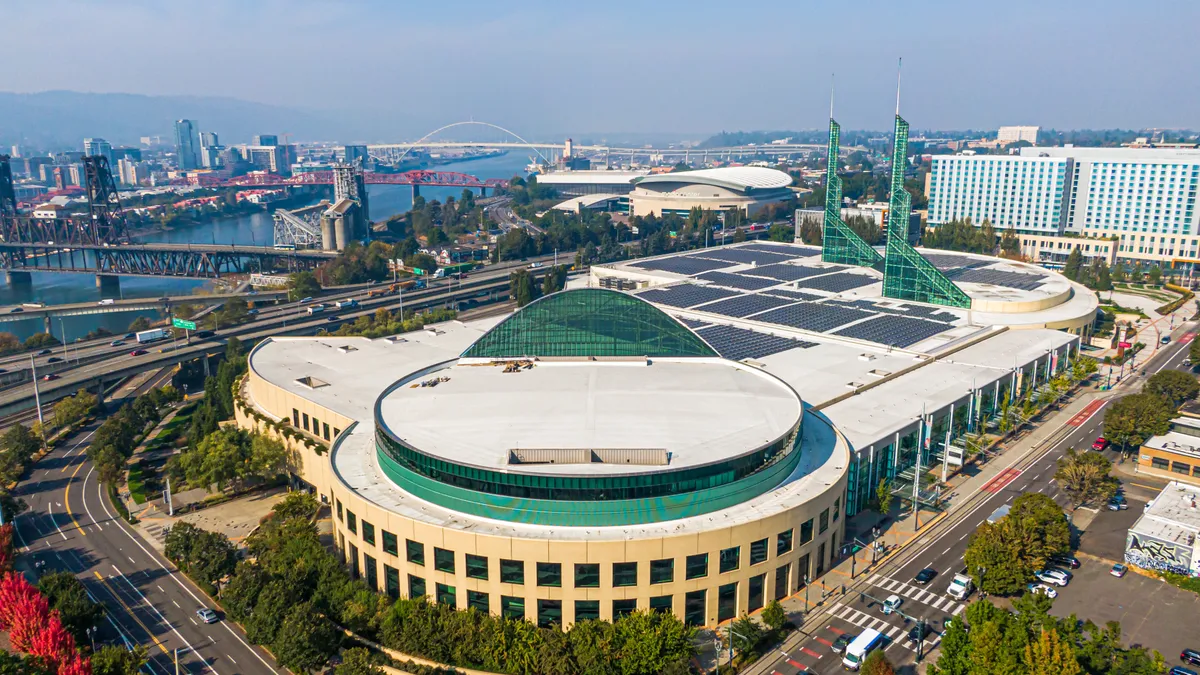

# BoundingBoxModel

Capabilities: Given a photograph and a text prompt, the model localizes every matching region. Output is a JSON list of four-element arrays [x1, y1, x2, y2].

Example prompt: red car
[[1092, 437, 1110, 451], [129, 349, 148, 356], [42, 374, 58, 381]]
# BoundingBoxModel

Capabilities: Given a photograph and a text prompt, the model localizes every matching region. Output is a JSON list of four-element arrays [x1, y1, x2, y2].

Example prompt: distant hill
[[0, 91, 340, 150]]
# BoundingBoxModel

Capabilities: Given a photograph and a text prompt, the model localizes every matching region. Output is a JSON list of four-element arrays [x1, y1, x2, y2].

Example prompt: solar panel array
[[920, 253, 983, 270], [832, 314, 953, 348], [794, 272, 877, 294], [693, 248, 796, 266], [694, 270, 782, 291], [949, 268, 1047, 291], [694, 293, 796, 318], [835, 299, 958, 321], [635, 284, 740, 308], [752, 303, 876, 333], [696, 324, 816, 361], [675, 317, 712, 329], [765, 288, 826, 302], [740, 243, 821, 257], [743, 263, 833, 282], [631, 255, 732, 276]]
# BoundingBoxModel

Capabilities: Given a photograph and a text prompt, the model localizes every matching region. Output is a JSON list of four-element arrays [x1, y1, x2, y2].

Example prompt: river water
[[0, 152, 530, 340]]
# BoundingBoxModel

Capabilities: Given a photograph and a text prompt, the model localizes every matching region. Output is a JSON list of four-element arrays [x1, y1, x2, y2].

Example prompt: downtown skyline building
[[174, 119, 199, 170]]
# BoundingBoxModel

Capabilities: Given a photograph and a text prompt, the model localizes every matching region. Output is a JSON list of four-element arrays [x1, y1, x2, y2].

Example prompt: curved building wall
[[628, 185, 792, 219]]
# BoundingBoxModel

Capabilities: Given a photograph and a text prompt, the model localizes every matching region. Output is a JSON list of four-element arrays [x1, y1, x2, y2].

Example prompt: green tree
[[53, 388, 96, 429], [875, 478, 893, 514], [1025, 628, 1081, 675], [127, 316, 152, 333], [761, 599, 787, 632], [23, 332, 61, 349], [1062, 247, 1083, 281], [509, 269, 538, 307], [38, 571, 104, 642], [333, 648, 381, 675], [1191, 336, 1200, 366], [272, 602, 341, 673], [219, 561, 270, 622], [91, 645, 148, 675], [163, 522, 237, 592], [245, 579, 294, 645], [1148, 265, 1163, 285], [860, 648, 895, 675], [1008, 492, 1071, 561], [288, 271, 322, 301], [1103, 392, 1174, 450], [1055, 448, 1119, 508], [964, 520, 1033, 595], [1000, 228, 1022, 257], [728, 615, 764, 656], [1145, 368, 1200, 407]]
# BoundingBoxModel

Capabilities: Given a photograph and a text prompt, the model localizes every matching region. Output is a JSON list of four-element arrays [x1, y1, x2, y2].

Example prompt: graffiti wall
[[1124, 532, 1193, 575]]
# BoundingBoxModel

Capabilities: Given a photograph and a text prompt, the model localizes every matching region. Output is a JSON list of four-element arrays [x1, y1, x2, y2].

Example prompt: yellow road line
[[93, 571, 169, 655], [63, 459, 87, 537], [1131, 482, 1162, 491]]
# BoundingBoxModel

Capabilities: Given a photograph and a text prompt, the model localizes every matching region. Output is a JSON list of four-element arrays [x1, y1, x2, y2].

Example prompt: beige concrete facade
[[628, 183, 791, 219]]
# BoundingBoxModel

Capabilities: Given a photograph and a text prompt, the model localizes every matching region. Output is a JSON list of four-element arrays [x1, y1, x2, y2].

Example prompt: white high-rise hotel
[[927, 147, 1200, 264]]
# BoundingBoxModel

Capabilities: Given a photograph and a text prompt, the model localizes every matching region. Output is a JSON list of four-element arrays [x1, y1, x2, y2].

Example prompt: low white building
[[1125, 481, 1200, 577]]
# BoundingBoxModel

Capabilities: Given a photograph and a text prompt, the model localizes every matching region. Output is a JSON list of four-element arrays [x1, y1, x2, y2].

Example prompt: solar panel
[[693, 248, 796, 266], [636, 284, 740, 308], [920, 253, 983, 270], [794, 272, 877, 294], [949, 268, 1046, 291], [743, 263, 835, 282], [834, 299, 956, 323], [696, 324, 817, 361], [832, 314, 952, 348], [692, 294, 796, 318], [739, 243, 822, 257], [752, 302, 876, 333], [694, 271, 781, 291], [765, 288, 826, 302], [674, 317, 712, 330], [631, 255, 732, 275]]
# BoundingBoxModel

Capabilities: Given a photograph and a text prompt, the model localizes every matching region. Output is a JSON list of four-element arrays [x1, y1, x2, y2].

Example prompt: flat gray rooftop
[[1130, 481, 1200, 546], [377, 358, 802, 475]]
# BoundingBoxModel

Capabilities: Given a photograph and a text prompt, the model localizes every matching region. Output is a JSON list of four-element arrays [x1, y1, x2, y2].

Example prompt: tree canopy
[[1144, 368, 1200, 408], [1055, 449, 1119, 508], [963, 493, 1069, 595], [1102, 393, 1174, 450]]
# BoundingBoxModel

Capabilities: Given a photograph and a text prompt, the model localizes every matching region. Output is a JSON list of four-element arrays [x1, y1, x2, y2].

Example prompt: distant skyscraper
[[83, 137, 113, 163], [9, 145, 20, 158], [200, 131, 219, 148], [252, 135, 278, 147], [174, 120, 199, 170], [343, 145, 369, 166], [996, 125, 1040, 145]]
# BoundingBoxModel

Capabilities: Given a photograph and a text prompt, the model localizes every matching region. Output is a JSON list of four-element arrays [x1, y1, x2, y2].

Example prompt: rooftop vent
[[508, 448, 669, 466], [295, 376, 329, 389], [384, 336, 408, 344], [337, 345, 358, 354]]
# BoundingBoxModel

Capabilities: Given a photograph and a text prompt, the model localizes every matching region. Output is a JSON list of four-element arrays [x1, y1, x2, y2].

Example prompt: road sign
[[1118, 341, 1131, 349], [172, 318, 197, 331]]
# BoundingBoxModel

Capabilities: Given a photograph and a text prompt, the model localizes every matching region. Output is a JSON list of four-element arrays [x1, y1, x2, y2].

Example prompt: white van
[[842, 628, 885, 670]]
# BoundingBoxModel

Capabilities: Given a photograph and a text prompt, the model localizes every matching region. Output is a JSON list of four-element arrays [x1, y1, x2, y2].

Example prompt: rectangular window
[[382, 531, 398, 556], [500, 559, 524, 585], [323, 422, 331, 441], [292, 408, 300, 427], [501, 596, 525, 620], [574, 563, 600, 588], [613, 599, 637, 619], [833, 498, 840, 522], [350, 544, 359, 578], [312, 416, 320, 435], [408, 575, 425, 599], [537, 600, 562, 628], [777, 529, 793, 556], [684, 590, 706, 626], [748, 574, 765, 612], [1151, 457, 1170, 470], [537, 562, 561, 587], [384, 565, 399, 598], [466, 554, 489, 580], [436, 583, 456, 609], [650, 558, 674, 585], [719, 546, 740, 574], [346, 511, 357, 535], [774, 563, 790, 601], [434, 548, 455, 574], [750, 538, 768, 566], [467, 590, 489, 613], [650, 595, 673, 614], [685, 553, 708, 580], [575, 600, 600, 622], [364, 553, 378, 590], [816, 543, 826, 575], [819, 508, 829, 534], [361, 521, 375, 546], [800, 519, 814, 544], [336, 499, 343, 522], [302, 412, 309, 431], [613, 562, 637, 588], [718, 583, 737, 622], [1172, 461, 1191, 475], [796, 554, 811, 588], [406, 540, 424, 566]]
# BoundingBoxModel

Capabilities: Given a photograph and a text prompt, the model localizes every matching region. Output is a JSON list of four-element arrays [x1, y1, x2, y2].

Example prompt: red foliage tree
[[0, 572, 44, 631], [0, 524, 14, 575], [58, 656, 92, 675], [28, 613, 78, 672], [8, 593, 51, 653]]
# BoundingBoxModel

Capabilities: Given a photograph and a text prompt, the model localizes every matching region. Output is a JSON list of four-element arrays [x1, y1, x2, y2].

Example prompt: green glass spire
[[821, 117, 884, 268]]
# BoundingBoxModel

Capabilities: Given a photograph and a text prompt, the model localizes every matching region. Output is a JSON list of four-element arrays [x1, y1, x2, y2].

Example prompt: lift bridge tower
[[272, 163, 370, 251]]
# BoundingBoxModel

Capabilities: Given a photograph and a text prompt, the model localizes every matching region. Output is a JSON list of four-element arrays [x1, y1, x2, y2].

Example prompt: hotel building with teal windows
[[239, 244, 1096, 628]]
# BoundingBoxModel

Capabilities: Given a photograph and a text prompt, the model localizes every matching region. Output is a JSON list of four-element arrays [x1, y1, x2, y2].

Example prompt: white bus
[[842, 628, 885, 670]]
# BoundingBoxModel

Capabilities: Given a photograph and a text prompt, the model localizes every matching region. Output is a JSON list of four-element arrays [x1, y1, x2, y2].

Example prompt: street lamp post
[[803, 575, 810, 611]]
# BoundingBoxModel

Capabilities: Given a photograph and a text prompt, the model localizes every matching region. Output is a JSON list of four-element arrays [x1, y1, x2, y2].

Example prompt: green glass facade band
[[821, 118, 884, 268], [882, 115, 972, 309], [461, 288, 718, 359]]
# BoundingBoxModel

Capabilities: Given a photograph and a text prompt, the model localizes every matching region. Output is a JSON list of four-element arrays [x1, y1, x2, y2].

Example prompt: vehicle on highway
[[129, 349, 148, 356], [135, 328, 169, 343], [529, 262, 543, 268], [47, 357, 62, 363], [247, 309, 259, 316], [326, 315, 340, 322], [109, 340, 124, 347], [906, 623, 933, 644], [1108, 499, 1129, 511], [196, 608, 218, 624], [36, 349, 52, 356], [1182, 649, 1200, 667], [914, 567, 937, 585], [22, 302, 45, 308], [42, 374, 58, 381], [98, 298, 115, 305], [1027, 583, 1058, 599], [1035, 569, 1070, 586], [1111, 563, 1128, 578], [1049, 554, 1081, 569], [8, 307, 22, 313], [842, 629, 885, 670], [123, 333, 136, 339], [299, 296, 313, 303], [194, 330, 214, 339], [1092, 437, 1110, 451], [987, 503, 1012, 524], [335, 298, 359, 310], [307, 304, 327, 315], [0, 369, 6, 374], [831, 632, 855, 654], [947, 573, 974, 600], [882, 594, 902, 615]]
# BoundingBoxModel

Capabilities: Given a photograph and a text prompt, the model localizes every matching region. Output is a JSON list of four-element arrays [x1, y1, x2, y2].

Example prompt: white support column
[[942, 403, 954, 483]]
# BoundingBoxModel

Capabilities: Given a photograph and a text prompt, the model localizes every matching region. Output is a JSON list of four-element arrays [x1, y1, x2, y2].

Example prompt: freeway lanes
[[754, 322, 1197, 675], [13, 369, 278, 675]]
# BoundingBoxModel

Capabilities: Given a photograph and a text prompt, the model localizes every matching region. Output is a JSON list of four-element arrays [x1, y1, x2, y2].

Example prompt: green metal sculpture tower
[[821, 108, 883, 267], [881, 66, 971, 308]]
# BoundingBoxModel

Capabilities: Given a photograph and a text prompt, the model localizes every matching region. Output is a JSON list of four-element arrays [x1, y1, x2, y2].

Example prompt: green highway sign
[[172, 318, 197, 331]]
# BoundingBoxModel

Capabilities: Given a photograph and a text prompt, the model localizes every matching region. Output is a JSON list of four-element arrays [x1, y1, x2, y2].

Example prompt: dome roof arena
[[633, 166, 793, 193]]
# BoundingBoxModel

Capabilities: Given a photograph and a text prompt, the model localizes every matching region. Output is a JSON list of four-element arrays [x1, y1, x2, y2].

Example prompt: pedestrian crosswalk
[[868, 573, 965, 615], [828, 601, 942, 654]]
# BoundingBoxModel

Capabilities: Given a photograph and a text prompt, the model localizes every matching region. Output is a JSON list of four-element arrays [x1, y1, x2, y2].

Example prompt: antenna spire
[[830, 73, 835, 119], [895, 57, 903, 116]]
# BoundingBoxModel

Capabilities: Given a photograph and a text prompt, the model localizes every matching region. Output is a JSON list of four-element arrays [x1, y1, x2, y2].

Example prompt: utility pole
[[29, 355, 45, 440]]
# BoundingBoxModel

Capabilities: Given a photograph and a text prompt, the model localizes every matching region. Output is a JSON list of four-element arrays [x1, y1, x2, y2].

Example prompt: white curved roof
[[635, 166, 792, 191]]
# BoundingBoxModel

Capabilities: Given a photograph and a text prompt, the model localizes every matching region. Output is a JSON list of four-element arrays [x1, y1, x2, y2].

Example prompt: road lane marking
[[111, 565, 220, 675], [62, 428, 98, 462], [47, 502, 69, 541], [173, 600, 180, 608], [93, 572, 169, 655], [81, 465, 103, 531], [942, 546, 951, 555], [62, 458, 87, 537], [226, 655, 236, 665], [158, 585, 165, 593], [959, 532, 969, 540], [190, 617, 197, 625]]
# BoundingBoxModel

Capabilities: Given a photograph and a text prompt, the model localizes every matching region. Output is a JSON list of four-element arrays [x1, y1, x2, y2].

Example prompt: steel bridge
[[177, 169, 509, 191], [0, 243, 334, 279]]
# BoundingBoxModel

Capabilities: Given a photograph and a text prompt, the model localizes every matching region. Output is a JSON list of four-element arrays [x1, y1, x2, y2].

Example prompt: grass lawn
[[127, 463, 148, 504]]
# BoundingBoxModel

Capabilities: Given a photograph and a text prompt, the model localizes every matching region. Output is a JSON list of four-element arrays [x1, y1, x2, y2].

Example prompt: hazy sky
[[5, 0, 1199, 138]]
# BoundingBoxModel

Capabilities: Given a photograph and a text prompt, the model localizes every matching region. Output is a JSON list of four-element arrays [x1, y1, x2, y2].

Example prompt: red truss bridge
[[177, 170, 508, 190]]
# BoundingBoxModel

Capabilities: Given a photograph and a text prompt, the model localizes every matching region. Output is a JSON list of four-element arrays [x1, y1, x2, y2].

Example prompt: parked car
[[1027, 583, 1059, 599], [1035, 569, 1070, 587], [1049, 554, 1081, 569], [831, 633, 855, 654], [129, 349, 147, 356], [1092, 437, 1110, 451], [1181, 649, 1200, 667], [1168, 667, 1197, 675], [882, 595, 902, 615], [1111, 563, 1128, 578], [914, 567, 938, 585], [1108, 499, 1129, 511], [196, 608, 218, 624]]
